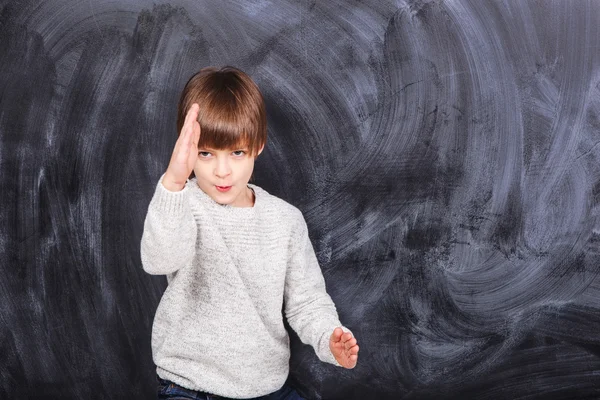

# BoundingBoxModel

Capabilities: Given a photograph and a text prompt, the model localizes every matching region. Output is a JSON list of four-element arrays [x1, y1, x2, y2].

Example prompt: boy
[[141, 66, 359, 399]]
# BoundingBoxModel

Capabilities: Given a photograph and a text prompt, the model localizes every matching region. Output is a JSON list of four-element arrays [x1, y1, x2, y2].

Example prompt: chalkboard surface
[[1, 1, 599, 399]]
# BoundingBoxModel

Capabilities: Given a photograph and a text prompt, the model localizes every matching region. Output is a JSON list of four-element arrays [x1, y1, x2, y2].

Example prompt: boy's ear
[[256, 144, 265, 157]]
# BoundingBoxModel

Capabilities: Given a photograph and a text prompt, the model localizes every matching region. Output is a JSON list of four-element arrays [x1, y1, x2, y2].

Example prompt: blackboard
[[1, 1, 599, 398]]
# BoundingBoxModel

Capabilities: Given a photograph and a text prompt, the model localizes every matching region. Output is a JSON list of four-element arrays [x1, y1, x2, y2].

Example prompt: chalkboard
[[1, 1, 599, 399]]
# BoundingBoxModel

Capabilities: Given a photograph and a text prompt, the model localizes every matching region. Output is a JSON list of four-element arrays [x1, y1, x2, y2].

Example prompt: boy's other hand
[[163, 103, 201, 191], [329, 327, 359, 369]]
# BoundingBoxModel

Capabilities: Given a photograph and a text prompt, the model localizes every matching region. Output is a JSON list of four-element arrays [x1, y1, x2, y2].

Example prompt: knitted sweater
[[140, 175, 348, 398]]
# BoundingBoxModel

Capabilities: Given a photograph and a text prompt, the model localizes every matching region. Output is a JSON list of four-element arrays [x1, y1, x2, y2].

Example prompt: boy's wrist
[[161, 173, 186, 192]]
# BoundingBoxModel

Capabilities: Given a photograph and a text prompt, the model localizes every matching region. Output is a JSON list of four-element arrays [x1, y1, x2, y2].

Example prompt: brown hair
[[177, 66, 267, 159]]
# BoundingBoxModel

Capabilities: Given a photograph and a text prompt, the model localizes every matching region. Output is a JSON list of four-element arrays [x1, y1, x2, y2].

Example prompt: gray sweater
[[141, 175, 348, 398]]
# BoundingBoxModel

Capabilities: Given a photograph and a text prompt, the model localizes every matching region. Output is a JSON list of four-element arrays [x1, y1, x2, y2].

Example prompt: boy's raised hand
[[163, 103, 201, 192], [330, 327, 359, 369]]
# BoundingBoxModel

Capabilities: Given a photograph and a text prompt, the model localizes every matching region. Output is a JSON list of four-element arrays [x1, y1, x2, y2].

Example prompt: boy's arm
[[283, 211, 352, 367], [140, 174, 197, 275]]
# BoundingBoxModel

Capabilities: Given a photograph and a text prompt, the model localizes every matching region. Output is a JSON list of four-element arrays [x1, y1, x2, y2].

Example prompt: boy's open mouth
[[216, 185, 232, 192]]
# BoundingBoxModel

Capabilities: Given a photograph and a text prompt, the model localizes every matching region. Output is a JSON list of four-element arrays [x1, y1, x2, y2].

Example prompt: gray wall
[[1, 0, 599, 398]]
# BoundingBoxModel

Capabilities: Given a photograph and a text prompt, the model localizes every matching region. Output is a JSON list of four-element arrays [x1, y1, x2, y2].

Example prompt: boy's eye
[[198, 150, 246, 157]]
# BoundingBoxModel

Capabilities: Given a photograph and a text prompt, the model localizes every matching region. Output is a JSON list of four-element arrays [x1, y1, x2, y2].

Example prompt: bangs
[[196, 94, 255, 152]]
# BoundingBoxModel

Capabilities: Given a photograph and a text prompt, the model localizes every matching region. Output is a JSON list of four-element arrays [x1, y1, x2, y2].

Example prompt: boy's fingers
[[330, 330, 340, 343], [180, 126, 192, 155], [185, 108, 197, 138], [180, 104, 198, 141], [181, 111, 192, 138], [176, 140, 190, 163], [189, 106, 201, 147], [187, 104, 199, 129], [347, 344, 359, 354], [174, 122, 191, 155], [185, 103, 198, 124], [192, 121, 201, 147], [185, 106, 200, 142]]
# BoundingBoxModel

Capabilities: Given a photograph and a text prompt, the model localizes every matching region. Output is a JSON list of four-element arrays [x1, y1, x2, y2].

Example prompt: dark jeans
[[157, 374, 305, 400]]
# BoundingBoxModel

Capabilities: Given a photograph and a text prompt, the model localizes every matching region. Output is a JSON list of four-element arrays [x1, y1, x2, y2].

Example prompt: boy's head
[[177, 66, 267, 207]]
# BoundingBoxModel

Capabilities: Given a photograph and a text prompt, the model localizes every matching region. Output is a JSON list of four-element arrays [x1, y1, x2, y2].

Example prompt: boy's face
[[193, 144, 264, 207]]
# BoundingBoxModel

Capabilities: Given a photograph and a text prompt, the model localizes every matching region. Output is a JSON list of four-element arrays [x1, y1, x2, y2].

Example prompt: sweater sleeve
[[283, 211, 352, 367], [140, 174, 197, 275]]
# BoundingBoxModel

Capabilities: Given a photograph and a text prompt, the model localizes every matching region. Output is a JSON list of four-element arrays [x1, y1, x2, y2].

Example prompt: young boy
[[141, 66, 359, 399]]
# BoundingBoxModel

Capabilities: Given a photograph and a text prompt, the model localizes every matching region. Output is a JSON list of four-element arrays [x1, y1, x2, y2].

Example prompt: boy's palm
[[164, 103, 201, 190], [329, 327, 359, 369]]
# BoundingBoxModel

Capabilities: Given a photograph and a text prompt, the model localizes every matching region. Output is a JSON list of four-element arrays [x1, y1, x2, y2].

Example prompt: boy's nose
[[214, 161, 231, 178]]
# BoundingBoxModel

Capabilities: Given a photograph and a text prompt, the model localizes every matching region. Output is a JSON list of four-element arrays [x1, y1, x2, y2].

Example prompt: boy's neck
[[246, 186, 256, 207]]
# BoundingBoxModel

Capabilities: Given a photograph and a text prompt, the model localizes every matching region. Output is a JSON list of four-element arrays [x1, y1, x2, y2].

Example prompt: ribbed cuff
[[152, 174, 190, 215]]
